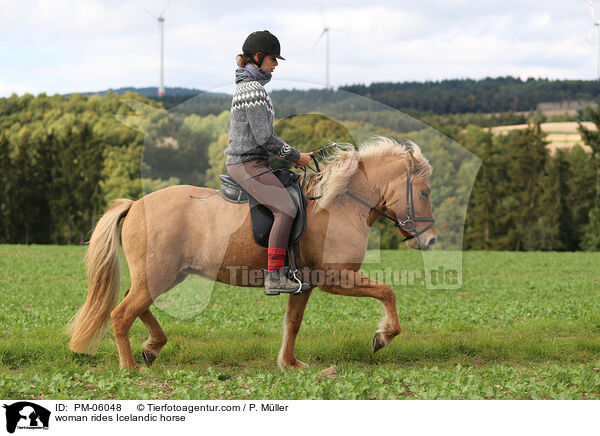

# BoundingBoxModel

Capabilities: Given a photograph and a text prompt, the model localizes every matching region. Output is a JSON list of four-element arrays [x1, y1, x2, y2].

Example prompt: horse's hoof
[[372, 332, 386, 353], [121, 363, 144, 371], [291, 359, 308, 369], [142, 350, 157, 367], [279, 359, 309, 370]]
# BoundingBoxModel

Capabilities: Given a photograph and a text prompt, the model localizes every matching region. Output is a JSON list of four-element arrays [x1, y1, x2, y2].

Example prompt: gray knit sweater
[[225, 77, 300, 165]]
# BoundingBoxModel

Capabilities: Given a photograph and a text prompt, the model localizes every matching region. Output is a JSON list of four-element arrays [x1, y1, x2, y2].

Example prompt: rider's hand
[[293, 152, 313, 168]]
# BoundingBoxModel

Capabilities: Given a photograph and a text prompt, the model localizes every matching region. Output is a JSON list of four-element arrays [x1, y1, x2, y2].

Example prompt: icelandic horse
[[66, 138, 437, 369]]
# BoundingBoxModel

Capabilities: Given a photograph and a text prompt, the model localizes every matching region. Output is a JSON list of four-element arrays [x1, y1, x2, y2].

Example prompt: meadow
[[1, 244, 600, 400]]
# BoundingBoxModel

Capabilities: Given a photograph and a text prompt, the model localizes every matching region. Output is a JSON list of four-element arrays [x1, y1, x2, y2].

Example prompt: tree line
[[340, 76, 600, 115], [105, 76, 600, 117], [1, 91, 600, 250]]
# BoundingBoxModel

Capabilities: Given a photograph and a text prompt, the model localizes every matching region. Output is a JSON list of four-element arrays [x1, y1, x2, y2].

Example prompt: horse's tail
[[66, 198, 133, 354]]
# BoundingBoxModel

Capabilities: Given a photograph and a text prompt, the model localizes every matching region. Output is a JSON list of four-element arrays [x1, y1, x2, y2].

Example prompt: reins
[[299, 141, 344, 200], [301, 154, 324, 200]]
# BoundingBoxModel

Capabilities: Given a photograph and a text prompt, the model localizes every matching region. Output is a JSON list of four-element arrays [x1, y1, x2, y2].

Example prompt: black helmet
[[242, 30, 285, 61]]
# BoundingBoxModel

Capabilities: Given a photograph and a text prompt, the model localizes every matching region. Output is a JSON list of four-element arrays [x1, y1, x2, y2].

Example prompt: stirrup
[[286, 266, 310, 295], [263, 267, 308, 296], [283, 241, 309, 295]]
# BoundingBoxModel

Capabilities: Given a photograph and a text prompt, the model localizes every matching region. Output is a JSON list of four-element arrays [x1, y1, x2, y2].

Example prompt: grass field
[[1, 245, 600, 400]]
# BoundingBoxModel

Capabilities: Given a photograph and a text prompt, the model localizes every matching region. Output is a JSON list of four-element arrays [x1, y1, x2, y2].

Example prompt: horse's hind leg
[[139, 309, 167, 367], [278, 289, 313, 370], [111, 283, 153, 370], [140, 273, 187, 366], [320, 270, 400, 353], [139, 272, 187, 367]]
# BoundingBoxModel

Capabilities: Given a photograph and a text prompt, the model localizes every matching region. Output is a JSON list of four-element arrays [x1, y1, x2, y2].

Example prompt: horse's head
[[371, 140, 437, 250], [304, 137, 437, 250]]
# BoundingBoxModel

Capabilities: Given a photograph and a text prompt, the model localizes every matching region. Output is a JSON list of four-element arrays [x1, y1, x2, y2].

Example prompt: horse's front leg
[[278, 289, 313, 370], [320, 270, 400, 352]]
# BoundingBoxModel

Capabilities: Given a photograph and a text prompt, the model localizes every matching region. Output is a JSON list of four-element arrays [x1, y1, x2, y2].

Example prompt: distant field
[[1, 245, 600, 400], [491, 122, 594, 153]]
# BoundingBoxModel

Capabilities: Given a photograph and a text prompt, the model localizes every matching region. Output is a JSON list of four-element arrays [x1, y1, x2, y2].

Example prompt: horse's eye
[[420, 190, 429, 198]]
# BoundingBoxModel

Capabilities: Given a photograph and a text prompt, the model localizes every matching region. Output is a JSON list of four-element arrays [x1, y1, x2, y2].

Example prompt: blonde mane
[[302, 137, 432, 212]]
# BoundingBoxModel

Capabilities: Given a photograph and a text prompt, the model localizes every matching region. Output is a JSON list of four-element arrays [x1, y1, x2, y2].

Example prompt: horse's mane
[[302, 137, 432, 212]]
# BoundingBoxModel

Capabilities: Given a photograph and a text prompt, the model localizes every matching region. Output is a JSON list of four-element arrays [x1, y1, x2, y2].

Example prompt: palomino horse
[[66, 137, 436, 370]]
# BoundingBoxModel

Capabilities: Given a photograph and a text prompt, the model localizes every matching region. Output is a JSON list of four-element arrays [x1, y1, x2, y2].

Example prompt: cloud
[[1, 0, 599, 97]]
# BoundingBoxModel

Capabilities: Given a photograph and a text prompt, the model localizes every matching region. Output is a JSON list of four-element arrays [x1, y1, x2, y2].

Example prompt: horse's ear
[[406, 150, 416, 173]]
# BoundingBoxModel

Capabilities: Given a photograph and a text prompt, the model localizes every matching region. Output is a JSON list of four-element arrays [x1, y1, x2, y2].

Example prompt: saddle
[[218, 168, 307, 248]]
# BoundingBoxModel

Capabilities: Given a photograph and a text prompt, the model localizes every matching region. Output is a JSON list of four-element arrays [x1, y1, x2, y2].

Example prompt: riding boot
[[264, 266, 309, 295]]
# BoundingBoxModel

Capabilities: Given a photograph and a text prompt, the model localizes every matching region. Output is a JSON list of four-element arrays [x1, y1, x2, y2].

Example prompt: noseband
[[344, 169, 436, 242]]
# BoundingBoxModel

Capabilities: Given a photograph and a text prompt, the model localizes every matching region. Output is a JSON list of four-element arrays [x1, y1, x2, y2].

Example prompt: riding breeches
[[226, 159, 297, 249]]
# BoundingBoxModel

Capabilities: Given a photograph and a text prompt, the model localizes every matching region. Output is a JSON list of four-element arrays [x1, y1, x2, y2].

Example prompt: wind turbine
[[312, 4, 342, 89], [587, 0, 600, 80], [146, 1, 171, 96]]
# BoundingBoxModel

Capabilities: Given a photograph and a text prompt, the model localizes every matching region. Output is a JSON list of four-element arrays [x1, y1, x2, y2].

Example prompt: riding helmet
[[242, 30, 286, 60]]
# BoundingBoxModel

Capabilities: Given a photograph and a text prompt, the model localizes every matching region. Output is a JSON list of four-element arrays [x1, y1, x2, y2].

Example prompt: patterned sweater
[[225, 80, 300, 165]]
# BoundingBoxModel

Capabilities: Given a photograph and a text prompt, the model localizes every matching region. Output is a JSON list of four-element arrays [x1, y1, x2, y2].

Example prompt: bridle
[[301, 150, 435, 243], [343, 168, 436, 243]]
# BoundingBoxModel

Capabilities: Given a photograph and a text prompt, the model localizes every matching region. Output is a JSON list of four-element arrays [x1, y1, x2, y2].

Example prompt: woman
[[225, 30, 312, 295]]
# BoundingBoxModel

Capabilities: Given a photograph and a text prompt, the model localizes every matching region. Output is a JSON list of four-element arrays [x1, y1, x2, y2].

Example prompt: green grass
[[1, 245, 600, 399]]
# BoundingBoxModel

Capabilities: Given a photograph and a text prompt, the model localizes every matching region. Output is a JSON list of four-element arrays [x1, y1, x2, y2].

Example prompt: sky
[[1, 0, 599, 97]]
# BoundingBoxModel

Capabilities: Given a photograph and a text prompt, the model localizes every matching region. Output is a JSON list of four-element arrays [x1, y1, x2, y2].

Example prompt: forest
[[124, 76, 600, 116], [2, 76, 600, 250]]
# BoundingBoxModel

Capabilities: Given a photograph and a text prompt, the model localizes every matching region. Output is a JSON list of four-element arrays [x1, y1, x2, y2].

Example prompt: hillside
[[491, 122, 595, 153], [71, 86, 204, 97], [72, 77, 600, 116], [340, 77, 600, 114]]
